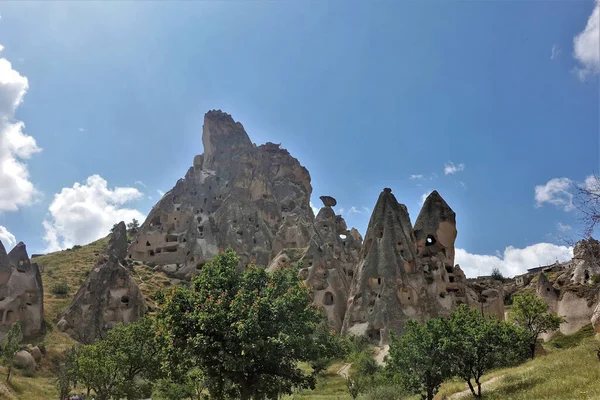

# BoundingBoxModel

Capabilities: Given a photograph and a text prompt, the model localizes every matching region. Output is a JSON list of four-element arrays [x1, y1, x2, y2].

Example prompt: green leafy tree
[[385, 318, 452, 400], [447, 305, 528, 398], [127, 218, 140, 234], [65, 317, 161, 400], [346, 373, 363, 400], [1, 322, 21, 382], [490, 267, 504, 281], [511, 292, 565, 358], [155, 249, 339, 400], [153, 368, 207, 400], [51, 346, 80, 400]]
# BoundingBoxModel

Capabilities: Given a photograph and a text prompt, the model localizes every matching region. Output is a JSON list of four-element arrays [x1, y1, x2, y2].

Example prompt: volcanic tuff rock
[[58, 222, 146, 343], [342, 189, 502, 343], [128, 110, 315, 278], [0, 241, 44, 342], [298, 196, 362, 332]]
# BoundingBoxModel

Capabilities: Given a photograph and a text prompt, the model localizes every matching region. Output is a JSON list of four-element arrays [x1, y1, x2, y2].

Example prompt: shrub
[[72, 245, 82, 250], [592, 274, 600, 284], [491, 267, 505, 281], [358, 384, 406, 400], [50, 283, 69, 297]]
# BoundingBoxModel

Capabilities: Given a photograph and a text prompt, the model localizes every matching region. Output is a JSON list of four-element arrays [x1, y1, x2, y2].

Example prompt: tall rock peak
[[129, 110, 314, 278], [202, 110, 253, 168]]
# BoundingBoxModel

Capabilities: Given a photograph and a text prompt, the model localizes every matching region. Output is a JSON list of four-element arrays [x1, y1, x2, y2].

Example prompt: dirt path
[[337, 363, 352, 379], [448, 376, 504, 399]]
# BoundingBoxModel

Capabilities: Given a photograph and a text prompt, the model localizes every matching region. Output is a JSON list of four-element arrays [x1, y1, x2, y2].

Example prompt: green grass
[[546, 324, 595, 350]]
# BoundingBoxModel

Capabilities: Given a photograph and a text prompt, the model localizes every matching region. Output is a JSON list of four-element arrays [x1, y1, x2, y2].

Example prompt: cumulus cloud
[[0, 226, 16, 248], [534, 177, 574, 211], [444, 162, 465, 175], [573, 0, 600, 80], [42, 175, 145, 252], [0, 45, 42, 211], [409, 174, 424, 180], [455, 243, 573, 278]]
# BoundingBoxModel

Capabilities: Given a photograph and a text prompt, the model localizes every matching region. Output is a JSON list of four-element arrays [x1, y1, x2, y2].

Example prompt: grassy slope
[[2, 237, 173, 399]]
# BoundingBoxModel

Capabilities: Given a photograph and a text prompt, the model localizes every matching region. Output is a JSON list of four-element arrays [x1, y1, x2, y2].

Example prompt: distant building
[[527, 266, 544, 274]]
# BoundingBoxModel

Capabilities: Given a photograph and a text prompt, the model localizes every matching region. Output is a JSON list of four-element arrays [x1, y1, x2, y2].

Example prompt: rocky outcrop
[[0, 241, 44, 342], [14, 350, 36, 373], [342, 189, 502, 343], [58, 222, 146, 343], [343, 189, 452, 342], [128, 110, 315, 278], [298, 196, 362, 332]]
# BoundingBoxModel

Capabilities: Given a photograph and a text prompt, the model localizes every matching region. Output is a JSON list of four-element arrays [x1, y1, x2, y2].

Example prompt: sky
[[0, 1, 597, 278]]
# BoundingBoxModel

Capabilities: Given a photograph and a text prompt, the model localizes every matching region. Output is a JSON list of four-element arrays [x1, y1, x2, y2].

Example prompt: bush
[[491, 267, 505, 281], [50, 283, 69, 297], [72, 245, 82, 250], [592, 274, 600, 284], [344, 334, 371, 362]]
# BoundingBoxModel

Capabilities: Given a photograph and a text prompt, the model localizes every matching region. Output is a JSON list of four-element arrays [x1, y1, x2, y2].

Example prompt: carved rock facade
[[128, 110, 314, 278]]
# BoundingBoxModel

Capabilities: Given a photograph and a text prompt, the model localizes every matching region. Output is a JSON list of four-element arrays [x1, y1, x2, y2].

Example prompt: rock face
[[0, 241, 44, 342], [299, 196, 362, 332], [569, 238, 600, 285], [58, 222, 146, 343], [14, 350, 36, 373], [128, 110, 315, 278], [342, 189, 501, 343]]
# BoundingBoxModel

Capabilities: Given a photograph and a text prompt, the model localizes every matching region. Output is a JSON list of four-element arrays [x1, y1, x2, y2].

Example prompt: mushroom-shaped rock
[[319, 196, 337, 207], [414, 190, 457, 267], [58, 224, 146, 343]]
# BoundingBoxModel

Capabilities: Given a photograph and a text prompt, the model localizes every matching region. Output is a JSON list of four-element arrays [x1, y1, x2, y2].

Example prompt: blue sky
[[0, 1, 597, 277]]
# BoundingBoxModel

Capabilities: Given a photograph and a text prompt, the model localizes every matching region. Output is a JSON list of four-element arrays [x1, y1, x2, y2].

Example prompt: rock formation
[[58, 222, 146, 343], [296, 196, 362, 332], [0, 241, 44, 342], [342, 189, 503, 343], [128, 110, 315, 278]]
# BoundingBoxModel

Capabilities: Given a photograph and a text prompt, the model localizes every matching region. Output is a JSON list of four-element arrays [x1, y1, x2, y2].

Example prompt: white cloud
[[573, 0, 600, 80], [534, 177, 574, 211], [0, 226, 16, 249], [134, 180, 146, 188], [42, 175, 145, 252], [157, 189, 165, 197], [583, 174, 600, 195], [310, 201, 320, 215], [0, 45, 42, 211], [455, 243, 573, 278], [78, 127, 86, 132], [557, 222, 572, 232], [551, 44, 561, 60], [409, 174, 424, 180], [444, 162, 465, 175]]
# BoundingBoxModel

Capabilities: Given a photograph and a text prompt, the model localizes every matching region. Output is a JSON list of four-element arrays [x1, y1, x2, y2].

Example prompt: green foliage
[[50, 282, 69, 297], [358, 383, 407, 400], [354, 352, 380, 381], [511, 292, 565, 358], [343, 334, 371, 363], [592, 273, 600, 284], [491, 267, 505, 281], [546, 323, 595, 350], [61, 317, 161, 400], [153, 368, 207, 400], [385, 318, 452, 400], [71, 245, 82, 250], [155, 249, 338, 400], [346, 374, 363, 400], [1, 322, 21, 382], [127, 218, 140, 234], [446, 305, 529, 398]]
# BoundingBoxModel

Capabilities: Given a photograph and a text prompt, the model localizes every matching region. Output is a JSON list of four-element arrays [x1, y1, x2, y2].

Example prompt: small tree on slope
[[1, 322, 21, 382], [511, 292, 565, 359]]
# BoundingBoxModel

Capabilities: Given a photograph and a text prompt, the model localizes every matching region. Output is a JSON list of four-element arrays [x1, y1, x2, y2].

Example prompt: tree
[[64, 317, 161, 400], [511, 292, 565, 358], [155, 249, 340, 400], [127, 218, 140, 234], [346, 373, 363, 400], [1, 322, 21, 382], [490, 267, 504, 281], [51, 346, 80, 400], [574, 174, 600, 237], [446, 305, 528, 398], [385, 318, 452, 400]]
